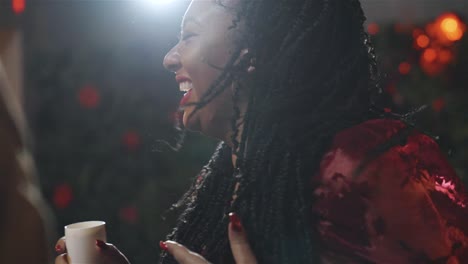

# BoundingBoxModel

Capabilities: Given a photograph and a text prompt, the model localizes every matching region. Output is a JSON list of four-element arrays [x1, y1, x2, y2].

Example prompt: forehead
[[182, 0, 237, 26]]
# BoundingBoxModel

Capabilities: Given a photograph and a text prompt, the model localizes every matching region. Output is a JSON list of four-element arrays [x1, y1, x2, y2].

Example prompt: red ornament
[[78, 85, 100, 109], [122, 131, 141, 151], [53, 184, 73, 209], [119, 206, 139, 224], [12, 0, 25, 14]]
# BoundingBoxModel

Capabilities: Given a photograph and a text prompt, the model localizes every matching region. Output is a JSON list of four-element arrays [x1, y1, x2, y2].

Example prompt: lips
[[175, 75, 191, 84]]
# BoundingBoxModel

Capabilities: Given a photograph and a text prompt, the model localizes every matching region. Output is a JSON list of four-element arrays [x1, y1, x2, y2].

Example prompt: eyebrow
[[181, 16, 202, 29]]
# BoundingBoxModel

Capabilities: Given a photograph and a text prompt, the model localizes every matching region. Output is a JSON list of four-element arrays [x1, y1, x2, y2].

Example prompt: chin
[[182, 111, 201, 132]]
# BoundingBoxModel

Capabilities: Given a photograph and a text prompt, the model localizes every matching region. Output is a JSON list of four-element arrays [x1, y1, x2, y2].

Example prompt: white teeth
[[179, 82, 193, 92]]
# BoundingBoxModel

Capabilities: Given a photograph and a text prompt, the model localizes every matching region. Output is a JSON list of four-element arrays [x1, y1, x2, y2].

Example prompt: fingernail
[[159, 241, 168, 251], [229, 212, 243, 232], [95, 240, 107, 249], [55, 245, 62, 252]]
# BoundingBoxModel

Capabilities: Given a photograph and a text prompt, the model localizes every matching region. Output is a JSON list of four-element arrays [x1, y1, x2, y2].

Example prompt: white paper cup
[[65, 221, 106, 264]]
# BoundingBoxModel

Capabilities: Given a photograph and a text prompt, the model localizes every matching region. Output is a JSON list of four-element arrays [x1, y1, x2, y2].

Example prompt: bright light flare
[[437, 13, 466, 42], [145, 0, 175, 5]]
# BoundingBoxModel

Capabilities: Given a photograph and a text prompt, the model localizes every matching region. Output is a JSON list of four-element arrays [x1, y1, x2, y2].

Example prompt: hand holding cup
[[55, 221, 129, 264]]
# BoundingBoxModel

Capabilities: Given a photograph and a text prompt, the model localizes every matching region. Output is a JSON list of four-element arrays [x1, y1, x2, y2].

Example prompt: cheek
[[205, 88, 234, 119]]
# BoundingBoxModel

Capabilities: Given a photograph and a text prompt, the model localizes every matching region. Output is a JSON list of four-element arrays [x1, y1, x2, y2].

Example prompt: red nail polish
[[159, 241, 168, 251], [229, 212, 243, 232], [95, 240, 106, 249], [55, 245, 62, 252]]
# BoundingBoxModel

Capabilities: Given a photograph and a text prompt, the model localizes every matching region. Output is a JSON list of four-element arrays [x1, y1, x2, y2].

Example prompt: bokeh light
[[12, 0, 25, 14], [398, 62, 412, 75], [78, 85, 100, 109], [122, 131, 141, 151], [423, 48, 437, 63], [416, 34, 430, 48], [432, 98, 446, 112], [53, 184, 73, 209], [367, 23, 380, 35], [437, 13, 466, 42], [119, 206, 139, 224]]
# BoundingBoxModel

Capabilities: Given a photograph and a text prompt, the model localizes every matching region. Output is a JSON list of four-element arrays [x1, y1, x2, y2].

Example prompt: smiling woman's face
[[163, 0, 245, 142]]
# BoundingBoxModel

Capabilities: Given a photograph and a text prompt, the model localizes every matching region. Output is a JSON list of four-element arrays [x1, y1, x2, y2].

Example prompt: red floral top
[[312, 119, 468, 264]]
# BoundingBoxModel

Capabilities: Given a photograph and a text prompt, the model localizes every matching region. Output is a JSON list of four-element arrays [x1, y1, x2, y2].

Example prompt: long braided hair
[[160, 0, 380, 263]]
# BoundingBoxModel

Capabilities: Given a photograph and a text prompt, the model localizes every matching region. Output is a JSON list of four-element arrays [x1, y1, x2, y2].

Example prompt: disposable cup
[[64, 221, 106, 264]]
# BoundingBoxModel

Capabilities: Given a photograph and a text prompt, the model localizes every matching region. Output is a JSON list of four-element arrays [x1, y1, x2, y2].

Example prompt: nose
[[163, 46, 181, 73]]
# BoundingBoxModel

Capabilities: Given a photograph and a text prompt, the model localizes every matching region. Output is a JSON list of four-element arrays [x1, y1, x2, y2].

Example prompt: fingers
[[54, 253, 69, 264], [161, 241, 209, 264], [228, 213, 257, 264], [96, 240, 131, 264], [55, 237, 67, 255]]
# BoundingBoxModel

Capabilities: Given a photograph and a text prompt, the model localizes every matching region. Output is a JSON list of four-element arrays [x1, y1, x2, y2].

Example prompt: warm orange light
[[446, 28, 463, 41], [416, 35, 430, 48], [12, 0, 25, 14], [436, 13, 466, 42], [367, 23, 379, 35], [423, 48, 437, 62], [398, 62, 411, 75], [441, 17, 459, 33], [438, 49, 453, 64]]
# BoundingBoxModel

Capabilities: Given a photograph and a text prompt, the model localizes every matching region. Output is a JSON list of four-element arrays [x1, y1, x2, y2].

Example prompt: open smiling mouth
[[179, 82, 193, 108]]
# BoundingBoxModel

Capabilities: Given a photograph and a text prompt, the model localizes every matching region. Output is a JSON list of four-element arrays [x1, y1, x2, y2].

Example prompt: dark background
[[2, 0, 468, 263]]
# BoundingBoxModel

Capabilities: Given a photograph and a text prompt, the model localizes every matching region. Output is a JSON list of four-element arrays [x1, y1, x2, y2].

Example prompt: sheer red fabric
[[312, 119, 468, 264]]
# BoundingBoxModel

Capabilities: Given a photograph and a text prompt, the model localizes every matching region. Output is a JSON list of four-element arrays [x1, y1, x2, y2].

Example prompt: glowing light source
[[398, 62, 411, 75], [145, 0, 174, 6], [441, 17, 459, 34], [423, 48, 437, 63], [445, 28, 463, 41], [122, 131, 141, 151], [367, 23, 379, 35], [12, 0, 25, 14], [53, 184, 73, 209], [119, 206, 139, 224], [78, 85, 100, 109], [438, 49, 453, 64], [436, 13, 466, 42], [432, 98, 446, 112], [416, 34, 430, 48]]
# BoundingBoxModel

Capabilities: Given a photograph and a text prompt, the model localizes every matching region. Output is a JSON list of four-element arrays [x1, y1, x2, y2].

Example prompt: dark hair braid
[[160, 0, 379, 263]]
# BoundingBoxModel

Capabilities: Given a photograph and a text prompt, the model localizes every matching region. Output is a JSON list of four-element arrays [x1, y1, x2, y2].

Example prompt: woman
[[0, 60, 53, 263], [56, 0, 468, 263]]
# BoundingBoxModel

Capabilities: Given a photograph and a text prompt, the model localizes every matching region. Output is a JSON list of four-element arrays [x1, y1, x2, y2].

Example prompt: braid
[[160, 0, 379, 263]]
